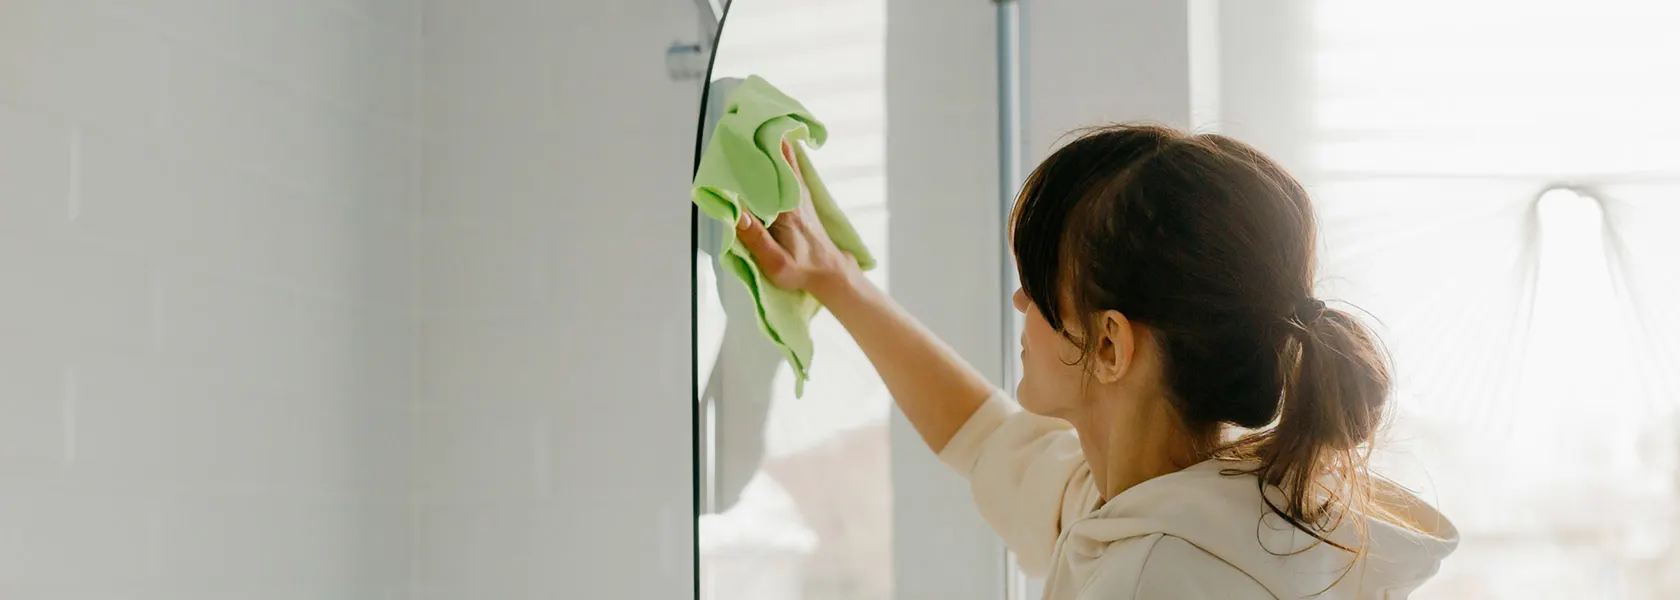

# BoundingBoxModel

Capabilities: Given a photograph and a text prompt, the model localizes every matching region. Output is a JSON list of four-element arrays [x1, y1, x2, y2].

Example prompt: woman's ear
[[1090, 310, 1135, 384]]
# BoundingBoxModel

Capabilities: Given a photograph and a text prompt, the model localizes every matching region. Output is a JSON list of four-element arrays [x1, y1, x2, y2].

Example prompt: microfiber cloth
[[692, 75, 877, 396]]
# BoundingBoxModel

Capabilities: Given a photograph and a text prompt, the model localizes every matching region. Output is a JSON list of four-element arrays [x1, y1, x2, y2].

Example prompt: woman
[[738, 125, 1457, 599]]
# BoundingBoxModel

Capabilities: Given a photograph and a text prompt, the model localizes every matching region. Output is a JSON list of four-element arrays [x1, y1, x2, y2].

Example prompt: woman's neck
[[1067, 392, 1207, 501]]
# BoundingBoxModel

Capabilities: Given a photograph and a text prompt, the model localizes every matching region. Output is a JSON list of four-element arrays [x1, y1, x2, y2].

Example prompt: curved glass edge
[[691, 2, 734, 598]]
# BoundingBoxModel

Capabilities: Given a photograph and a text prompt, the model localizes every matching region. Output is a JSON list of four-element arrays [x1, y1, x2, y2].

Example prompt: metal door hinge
[[667, 42, 709, 81]]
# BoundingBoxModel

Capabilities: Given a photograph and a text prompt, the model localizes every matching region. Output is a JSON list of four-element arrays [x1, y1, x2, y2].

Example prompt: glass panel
[[696, 1, 892, 599]]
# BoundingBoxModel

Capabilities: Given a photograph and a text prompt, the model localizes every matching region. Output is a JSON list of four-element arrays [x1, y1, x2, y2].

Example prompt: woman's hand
[[734, 140, 861, 299]]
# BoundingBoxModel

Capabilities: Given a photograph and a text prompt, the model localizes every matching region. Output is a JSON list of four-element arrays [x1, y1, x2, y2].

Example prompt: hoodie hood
[[1060, 459, 1458, 599]]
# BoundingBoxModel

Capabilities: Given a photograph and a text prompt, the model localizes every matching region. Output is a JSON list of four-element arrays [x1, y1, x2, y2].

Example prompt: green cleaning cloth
[[691, 75, 877, 396]]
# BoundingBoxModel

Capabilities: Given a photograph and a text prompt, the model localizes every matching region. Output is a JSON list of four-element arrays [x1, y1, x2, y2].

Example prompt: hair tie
[[1293, 297, 1327, 325]]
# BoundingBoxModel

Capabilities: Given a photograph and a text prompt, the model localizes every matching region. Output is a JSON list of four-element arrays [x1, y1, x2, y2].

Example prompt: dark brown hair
[[1010, 124, 1393, 553]]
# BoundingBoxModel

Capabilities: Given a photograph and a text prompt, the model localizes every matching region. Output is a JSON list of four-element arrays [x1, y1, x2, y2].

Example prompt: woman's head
[[1009, 124, 1391, 542]]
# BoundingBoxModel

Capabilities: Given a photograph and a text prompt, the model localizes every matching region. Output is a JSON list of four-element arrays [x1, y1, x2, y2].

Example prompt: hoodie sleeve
[[937, 392, 1098, 577]]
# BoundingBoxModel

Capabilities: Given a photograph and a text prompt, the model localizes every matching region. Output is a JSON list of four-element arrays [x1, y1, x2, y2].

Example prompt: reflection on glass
[[697, 1, 891, 599]]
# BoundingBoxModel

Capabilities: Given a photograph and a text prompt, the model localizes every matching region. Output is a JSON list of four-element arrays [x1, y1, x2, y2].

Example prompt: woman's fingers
[[781, 139, 797, 170], [737, 212, 795, 280], [780, 139, 820, 218]]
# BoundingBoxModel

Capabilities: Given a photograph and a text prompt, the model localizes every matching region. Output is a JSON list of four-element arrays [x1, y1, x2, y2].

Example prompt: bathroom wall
[[414, 0, 698, 599], [0, 0, 421, 598], [1, 0, 696, 598]]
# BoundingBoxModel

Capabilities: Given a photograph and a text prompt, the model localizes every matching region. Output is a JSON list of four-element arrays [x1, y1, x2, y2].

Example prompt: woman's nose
[[1012, 288, 1028, 313]]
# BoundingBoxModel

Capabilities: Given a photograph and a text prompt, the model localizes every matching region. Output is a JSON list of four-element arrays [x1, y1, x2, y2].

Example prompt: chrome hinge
[[667, 41, 709, 81]]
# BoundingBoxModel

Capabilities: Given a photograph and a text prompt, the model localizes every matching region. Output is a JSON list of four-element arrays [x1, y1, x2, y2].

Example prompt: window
[[1227, 2, 1680, 596]]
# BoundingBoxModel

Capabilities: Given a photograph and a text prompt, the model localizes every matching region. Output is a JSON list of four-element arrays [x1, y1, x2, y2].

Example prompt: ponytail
[[1223, 303, 1393, 553]]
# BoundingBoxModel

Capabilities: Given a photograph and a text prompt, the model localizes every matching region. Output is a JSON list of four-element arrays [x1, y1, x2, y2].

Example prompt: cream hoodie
[[939, 393, 1459, 600]]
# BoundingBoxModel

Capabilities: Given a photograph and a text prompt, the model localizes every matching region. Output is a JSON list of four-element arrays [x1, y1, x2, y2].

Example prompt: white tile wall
[[0, 0, 420, 598], [2, 0, 698, 596], [0, 104, 71, 229]]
